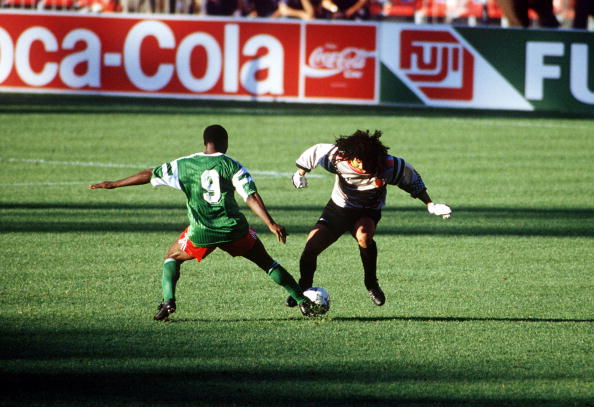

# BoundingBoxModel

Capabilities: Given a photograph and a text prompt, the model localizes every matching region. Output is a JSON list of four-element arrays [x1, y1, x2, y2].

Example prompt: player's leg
[[299, 200, 347, 291], [241, 238, 308, 306], [162, 239, 194, 301], [352, 216, 385, 306], [155, 226, 214, 321], [284, 224, 338, 308], [154, 239, 194, 321], [300, 225, 339, 289]]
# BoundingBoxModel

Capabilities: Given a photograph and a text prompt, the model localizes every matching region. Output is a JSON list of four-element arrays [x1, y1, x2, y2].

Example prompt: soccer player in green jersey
[[89, 124, 314, 320]]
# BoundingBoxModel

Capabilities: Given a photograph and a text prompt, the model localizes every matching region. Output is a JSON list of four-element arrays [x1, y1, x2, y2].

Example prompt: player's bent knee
[[165, 248, 192, 262], [356, 234, 374, 248]]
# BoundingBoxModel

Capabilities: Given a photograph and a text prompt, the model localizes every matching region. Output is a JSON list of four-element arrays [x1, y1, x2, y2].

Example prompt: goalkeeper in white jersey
[[287, 129, 452, 307], [90, 124, 315, 320]]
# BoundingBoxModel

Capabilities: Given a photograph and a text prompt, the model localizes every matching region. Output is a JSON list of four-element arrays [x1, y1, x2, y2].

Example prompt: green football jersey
[[151, 152, 257, 246]]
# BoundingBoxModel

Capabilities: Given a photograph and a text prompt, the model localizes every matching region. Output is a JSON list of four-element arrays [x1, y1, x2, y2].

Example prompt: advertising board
[[0, 11, 592, 113], [0, 13, 377, 103], [380, 23, 594, 113]]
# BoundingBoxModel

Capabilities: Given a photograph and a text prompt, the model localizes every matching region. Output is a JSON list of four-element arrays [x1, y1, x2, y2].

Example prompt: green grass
[[0, 94, 592, 406]]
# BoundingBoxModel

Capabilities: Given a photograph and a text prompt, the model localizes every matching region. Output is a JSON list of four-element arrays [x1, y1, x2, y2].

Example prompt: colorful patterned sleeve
[[391, 158, 427, 198]]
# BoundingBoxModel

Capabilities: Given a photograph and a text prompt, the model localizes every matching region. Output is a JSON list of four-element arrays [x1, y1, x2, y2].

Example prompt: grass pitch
[[0, 94, 592, 406]]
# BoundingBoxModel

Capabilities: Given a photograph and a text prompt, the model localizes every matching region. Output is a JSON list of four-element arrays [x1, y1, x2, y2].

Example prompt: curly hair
[[335, 130, 389, 176]]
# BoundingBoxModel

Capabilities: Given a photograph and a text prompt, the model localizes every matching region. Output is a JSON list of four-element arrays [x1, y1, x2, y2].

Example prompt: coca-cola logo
[[304, 45, 372, 79], [0, 16, 298, 96]]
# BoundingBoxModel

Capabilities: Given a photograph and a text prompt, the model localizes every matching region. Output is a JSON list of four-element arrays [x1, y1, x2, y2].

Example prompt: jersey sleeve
[[296, 144, 337, 174], [387, 157, 426, 198], [230, 162, 257, 202], [151, 160, 182, 190]]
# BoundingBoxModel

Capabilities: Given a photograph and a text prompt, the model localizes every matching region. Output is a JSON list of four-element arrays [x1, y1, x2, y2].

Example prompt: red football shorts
[[178, 227, 258, 262]]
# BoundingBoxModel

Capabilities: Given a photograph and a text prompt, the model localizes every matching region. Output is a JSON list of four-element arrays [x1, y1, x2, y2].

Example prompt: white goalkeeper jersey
[[296, 143, 426, 210]]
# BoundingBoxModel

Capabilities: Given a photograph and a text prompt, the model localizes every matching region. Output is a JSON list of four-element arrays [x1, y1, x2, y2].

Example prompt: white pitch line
[[0, 157, 147, 169], [250, 170, 323, 178], [0, 181, 91, 187]]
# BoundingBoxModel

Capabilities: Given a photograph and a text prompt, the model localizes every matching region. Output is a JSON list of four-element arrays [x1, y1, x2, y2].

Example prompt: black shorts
[[315, 200, 381, 240]]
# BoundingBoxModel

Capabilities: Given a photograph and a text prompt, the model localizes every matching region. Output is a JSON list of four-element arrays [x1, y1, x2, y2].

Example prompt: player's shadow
[[173, 315, 594, 324], [329, 315, 594, 324], [1, 202, 593, 238]]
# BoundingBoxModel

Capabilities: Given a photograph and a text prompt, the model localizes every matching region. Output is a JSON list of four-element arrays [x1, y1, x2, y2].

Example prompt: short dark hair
[[335, 130, 389, 176], [203, 124, 228, 149]]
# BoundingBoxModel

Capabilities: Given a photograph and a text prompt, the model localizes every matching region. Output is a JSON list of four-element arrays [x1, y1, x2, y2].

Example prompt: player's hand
[[427, 203, 452, 219], [269, 223, 288, 244], [292, 171, 307, 188], [88, 181, 116, 189]]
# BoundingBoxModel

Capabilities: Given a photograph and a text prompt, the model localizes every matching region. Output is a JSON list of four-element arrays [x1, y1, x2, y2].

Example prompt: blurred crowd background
[[2, 0, 593, 30]]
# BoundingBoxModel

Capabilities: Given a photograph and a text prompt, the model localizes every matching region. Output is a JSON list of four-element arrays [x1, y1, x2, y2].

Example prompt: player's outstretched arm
[[88, 169, 152, 190], [245, 192, 287, 244], [417, 190, 452, 219], [292, 143, 336, 188]]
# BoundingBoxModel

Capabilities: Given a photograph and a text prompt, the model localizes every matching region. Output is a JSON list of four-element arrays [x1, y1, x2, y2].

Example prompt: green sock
[[162, 258, 180, 301], [267, 262, 306, 304]]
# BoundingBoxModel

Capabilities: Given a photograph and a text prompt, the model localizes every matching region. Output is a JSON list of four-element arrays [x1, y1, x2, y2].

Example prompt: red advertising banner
[[303, 23, 377, 102], [0, 12, 376, 103]]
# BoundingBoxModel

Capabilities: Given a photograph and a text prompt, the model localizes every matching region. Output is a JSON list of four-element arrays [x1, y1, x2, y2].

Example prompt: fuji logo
[[400, 29, 474, 101]]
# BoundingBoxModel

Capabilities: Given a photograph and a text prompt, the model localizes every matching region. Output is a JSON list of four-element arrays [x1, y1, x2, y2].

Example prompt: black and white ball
[[303, 287, 331, 315]]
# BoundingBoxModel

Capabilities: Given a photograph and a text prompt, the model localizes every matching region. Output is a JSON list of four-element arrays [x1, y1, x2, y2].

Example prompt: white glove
[[292, 171, 308, 188], [427, 203, 452, 219]]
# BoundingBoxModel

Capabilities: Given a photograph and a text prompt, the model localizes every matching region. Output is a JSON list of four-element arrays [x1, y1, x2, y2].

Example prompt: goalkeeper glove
[[427, 203, 452, 219], [292, 171, 307, 188]]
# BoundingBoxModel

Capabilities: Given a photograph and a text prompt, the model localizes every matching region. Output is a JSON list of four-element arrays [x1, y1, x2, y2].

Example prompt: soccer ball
[[303, 287, 331, 315]]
